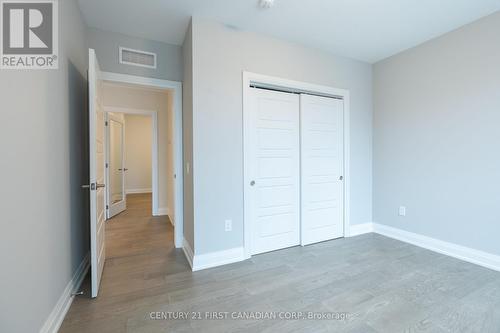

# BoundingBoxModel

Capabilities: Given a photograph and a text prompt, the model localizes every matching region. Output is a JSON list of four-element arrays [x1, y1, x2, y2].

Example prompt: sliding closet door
[[247, 88, 300, 255], [300, 94, 344, 245]]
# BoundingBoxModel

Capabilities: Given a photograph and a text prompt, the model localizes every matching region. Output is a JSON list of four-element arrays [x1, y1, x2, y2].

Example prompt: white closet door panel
[[248, 88, 300, 255], [301, 94, 344, 245]]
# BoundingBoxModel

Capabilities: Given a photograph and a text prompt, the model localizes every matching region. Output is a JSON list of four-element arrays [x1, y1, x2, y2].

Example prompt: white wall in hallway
[[124, 115, 153, 193]]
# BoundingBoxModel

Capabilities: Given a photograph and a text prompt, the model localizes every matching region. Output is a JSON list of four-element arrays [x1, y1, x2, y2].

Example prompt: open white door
[[88, 49, 106, 298], [106, 113, 127, 218], [300, 94, 344, 245]]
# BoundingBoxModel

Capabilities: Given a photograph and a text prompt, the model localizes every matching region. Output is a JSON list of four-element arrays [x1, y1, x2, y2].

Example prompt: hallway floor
[[60, 194, 188, 332], [60, 194, 500, 332]]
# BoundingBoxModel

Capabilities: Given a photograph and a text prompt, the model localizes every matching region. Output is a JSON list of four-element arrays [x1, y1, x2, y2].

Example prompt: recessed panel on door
[[300, 94, 344, 245], [248, 88, 300, 255]]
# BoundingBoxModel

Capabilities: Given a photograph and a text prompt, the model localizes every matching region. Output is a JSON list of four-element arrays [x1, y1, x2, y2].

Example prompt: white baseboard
[[348, 222, 374, 237], [182, 238, 246, 272], [168, 214, 175, 227], [193, 247, 246, 271], [126, 188, 152, 194], [181, 222, 500, 274], [40, 253, 90, 333], [156, 207, 169, 216], [182, 238, 194, 270], [373, 223, 500, 272]]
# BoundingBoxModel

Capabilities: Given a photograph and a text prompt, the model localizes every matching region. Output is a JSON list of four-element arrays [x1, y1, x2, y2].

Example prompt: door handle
[[82, 183, 105, 190], [118, 168, 129, 171], [250, 180, 256, 186]]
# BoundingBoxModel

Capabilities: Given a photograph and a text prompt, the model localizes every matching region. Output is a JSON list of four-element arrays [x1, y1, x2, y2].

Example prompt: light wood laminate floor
[[61, 194, 500, 332]]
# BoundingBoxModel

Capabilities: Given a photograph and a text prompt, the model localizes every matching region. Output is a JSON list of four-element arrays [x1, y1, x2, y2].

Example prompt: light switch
[[399, 206, 406, 216]]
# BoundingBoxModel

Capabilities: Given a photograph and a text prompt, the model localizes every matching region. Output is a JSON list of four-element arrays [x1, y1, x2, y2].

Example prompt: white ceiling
[[78, 0, 500, 63]]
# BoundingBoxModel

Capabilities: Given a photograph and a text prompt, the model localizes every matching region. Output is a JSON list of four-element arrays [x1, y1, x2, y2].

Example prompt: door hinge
[[106, 205, 109, 210], [105, 163, 108, 168], [105, 121, 108, 126]]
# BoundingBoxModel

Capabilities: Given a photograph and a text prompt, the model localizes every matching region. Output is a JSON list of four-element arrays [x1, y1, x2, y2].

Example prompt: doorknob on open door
[[82, 183, 105, 190]]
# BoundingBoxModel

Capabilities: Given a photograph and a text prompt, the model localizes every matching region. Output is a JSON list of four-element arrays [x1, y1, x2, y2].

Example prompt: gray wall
[[182, 21, 195, 250], [373, 12, 500, 255], [87, 27, 183, 82], [191, 18, 373, 254], [0, 0, 89, 331]]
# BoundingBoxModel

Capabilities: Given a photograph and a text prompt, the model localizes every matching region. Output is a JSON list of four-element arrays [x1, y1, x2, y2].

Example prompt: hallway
[[60, 194, 189, 332]]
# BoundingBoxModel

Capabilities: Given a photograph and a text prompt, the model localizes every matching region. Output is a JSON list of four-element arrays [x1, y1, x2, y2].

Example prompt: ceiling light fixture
[[259, 0, 274, 9]]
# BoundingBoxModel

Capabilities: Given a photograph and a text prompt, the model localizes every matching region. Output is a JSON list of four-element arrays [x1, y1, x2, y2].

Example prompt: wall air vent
[[119, 47, 157, 69]]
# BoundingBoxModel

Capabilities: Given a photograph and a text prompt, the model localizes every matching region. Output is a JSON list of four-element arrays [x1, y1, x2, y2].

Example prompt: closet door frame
[[242, 72, 351, 259]]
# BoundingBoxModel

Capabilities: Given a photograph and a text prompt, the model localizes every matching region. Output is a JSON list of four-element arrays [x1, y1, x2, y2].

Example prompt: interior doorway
[[99, 72, 184, 251], [102, 80, 177, 226], [87, 47, 183, 298], [104, 108, 158, 219]]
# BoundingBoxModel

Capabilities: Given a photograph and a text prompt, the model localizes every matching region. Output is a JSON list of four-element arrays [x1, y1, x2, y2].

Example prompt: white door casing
[[300, 94, 345, 245], [100, 72, 184, 249], [248, 88, 301, 255], [89, 49, 106, 298], [106, 113, 127, 218]]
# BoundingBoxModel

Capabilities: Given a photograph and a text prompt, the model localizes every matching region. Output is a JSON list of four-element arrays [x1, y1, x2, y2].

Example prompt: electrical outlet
[[225, 219, 232, 232], [399, 206, 406, 216]]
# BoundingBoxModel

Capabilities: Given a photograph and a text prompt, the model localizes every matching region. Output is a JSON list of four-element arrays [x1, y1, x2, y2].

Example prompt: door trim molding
[[100, 72, 184, 249], [242, 71, 351, 259]]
